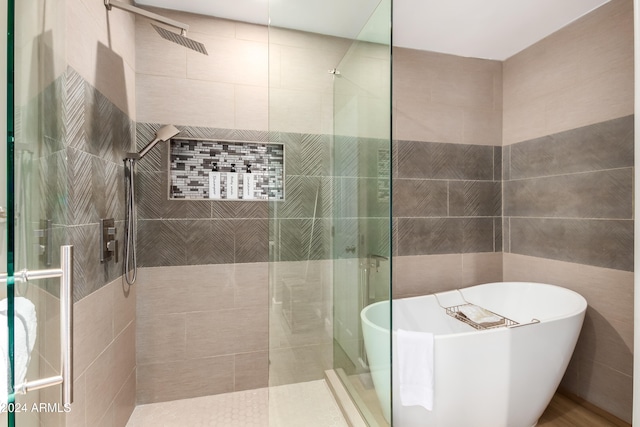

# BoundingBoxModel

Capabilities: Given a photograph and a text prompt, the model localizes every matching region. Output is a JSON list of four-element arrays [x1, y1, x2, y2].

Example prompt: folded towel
[[0, 297, 38, 401], [397, 329, 434, 410], [457, 304, 503, 326]]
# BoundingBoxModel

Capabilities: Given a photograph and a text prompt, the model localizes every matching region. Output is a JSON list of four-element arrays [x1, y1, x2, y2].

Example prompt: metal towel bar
[[0, 245, 73, 405]]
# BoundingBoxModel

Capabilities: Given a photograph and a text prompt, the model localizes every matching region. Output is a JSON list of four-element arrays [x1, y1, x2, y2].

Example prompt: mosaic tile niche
[[170, 138, 285, 200]]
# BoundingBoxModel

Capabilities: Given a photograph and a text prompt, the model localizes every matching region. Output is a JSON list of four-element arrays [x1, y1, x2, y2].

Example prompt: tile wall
[[133, 8, 347, 401], [392, 47, 504, 297], [504, 115, 634, 271], [130, 1, 634, 422], [18, 64, 136, 426], [502, 0, 634, 421], [135, 264, 268, 404], [62, 67, 136, 426]]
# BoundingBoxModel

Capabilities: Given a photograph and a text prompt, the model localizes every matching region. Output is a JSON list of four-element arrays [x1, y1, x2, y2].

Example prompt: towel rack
[[0, 245, 73, 405]]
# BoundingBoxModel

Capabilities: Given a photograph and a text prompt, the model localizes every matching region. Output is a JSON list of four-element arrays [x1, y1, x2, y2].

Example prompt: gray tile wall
[[395, 140, 502, 257], [136, 123, 271, 266], [28, 68, 136, 427], [61, 67, 134, 302], [137, 125, 350, 266], [503, 115, 634, 271]]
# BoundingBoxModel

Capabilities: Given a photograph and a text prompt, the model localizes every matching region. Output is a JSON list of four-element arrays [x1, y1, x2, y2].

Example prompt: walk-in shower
[[123, 124, 181, 285]]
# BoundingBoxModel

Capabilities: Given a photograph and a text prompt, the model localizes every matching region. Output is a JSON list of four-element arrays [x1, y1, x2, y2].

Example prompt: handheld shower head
[[126, 124, 181, 161]]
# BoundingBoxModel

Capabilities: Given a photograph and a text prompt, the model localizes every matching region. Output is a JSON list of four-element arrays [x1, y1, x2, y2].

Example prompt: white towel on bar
[[0, 297, 38, 402], [398, 329, 434, 411]]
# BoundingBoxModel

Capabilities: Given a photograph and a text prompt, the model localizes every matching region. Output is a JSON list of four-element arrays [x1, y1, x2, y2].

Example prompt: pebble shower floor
[[126, 380, 348, 427]]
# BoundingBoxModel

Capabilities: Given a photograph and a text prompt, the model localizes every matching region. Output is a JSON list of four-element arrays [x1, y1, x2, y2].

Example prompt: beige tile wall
[[393, 47, 502, 146], [393, 253, 503, 298], [391, 46, 503, 298], [66, 0, 136, 118], [135, 263, 269, 403], [269, 260, 334, 386], [136, 9, 270, 131], [502, 0, 634, 145], [66, 277, 136, 427], [503, 253, 633, 421], [16, 0, 66, 105], [501, 1, 634, 422]]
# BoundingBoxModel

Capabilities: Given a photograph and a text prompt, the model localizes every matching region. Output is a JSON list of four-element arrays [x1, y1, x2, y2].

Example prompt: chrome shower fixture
[[104, 0, 208, 55], [125, 124, 181, 161], [151, 24, 208, 56], [123, 124, 180, 285]]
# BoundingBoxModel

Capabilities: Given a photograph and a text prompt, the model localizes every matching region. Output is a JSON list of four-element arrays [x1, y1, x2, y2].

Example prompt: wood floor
[[343, 372, 627, 427], [538, 393, 627, 427]]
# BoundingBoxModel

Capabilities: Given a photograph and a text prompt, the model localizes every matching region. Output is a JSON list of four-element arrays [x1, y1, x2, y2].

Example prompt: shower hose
[[124, 158, 137, 285]]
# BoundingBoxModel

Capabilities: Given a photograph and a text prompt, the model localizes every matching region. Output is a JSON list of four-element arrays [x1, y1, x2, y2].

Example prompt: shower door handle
[[0, 245, 74, 405]]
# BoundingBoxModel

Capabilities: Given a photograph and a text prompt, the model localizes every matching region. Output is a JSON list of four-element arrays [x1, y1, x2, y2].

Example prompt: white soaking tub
[[361, 282, 587, 427]]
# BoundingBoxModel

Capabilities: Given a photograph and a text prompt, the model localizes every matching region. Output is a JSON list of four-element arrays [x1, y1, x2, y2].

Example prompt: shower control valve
[[100, 218, 118, 263]]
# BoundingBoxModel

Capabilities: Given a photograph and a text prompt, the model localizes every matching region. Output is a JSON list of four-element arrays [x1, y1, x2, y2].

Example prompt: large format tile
[[449, 181, 501, 217], [137, 355, 235, 404], [504, 168, 633, 219], [185, 307, 268, 359], [73, 282, 114, 377], [136, 313, 186, 365], [392, 254, 462, 297], [137, 265, 235, 317], [508, 115, 633, 180], [397, 141, 495, 180], [393, 179, 448, 218], [509, 218, 633, 271]]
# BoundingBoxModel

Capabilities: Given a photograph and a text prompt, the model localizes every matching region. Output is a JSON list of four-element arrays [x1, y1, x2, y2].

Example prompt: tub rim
[[361, 281, 588, 336]]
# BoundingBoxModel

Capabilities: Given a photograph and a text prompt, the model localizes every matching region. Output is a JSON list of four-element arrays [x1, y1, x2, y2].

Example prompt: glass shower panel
[[268, 0, 391, 425], [3, 0, 67, 425], [332, 0, 392, 424]]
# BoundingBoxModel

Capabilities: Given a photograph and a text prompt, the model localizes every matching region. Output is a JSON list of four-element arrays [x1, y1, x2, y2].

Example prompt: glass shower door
[[2, 0, 69, 425], [332, 0, 392, 424]]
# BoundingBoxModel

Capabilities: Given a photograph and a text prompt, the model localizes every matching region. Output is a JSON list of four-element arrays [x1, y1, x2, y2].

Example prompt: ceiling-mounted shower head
[[151, 24, 208, 56], [125, 124, 181, 161]]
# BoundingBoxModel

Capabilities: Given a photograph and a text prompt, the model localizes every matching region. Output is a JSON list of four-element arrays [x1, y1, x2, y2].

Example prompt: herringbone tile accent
[[65, 68, 86, 152], [449, 181, 501, 217], [67, 148, 95, 225], [212, 201, 268, 219], [185, 220, 235, 265], [138, 220, 188, 267], [235, 219, 269, 263]]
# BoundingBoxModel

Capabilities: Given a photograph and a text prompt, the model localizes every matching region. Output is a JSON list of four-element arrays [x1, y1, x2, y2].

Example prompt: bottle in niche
[[242, 163, 254, 200], [227, 163, 239, 199], [209, 162, 221, 199]]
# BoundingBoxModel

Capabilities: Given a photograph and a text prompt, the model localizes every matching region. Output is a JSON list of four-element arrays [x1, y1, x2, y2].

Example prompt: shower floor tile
[[126, 380, 348, 427]]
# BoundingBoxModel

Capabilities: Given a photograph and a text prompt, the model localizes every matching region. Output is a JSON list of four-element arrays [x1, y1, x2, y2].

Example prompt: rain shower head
[[151, 24, 208, 56], [125, 124, 181, 161], [105, 0, 208, 55]]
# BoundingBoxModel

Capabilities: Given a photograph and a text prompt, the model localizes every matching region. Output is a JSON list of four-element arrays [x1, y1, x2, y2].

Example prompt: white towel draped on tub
[[0, 297, 38, 402], [398, 329, 434, 411]]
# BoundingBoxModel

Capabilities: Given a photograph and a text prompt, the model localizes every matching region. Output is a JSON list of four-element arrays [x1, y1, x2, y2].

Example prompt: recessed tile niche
[[169, 138, 285, 200]]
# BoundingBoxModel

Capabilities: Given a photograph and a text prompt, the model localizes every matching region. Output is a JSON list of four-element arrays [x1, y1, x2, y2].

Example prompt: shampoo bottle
[[242, 163, 254, 200], [227, 163, 239, 199], [209, 163, 221, 199]]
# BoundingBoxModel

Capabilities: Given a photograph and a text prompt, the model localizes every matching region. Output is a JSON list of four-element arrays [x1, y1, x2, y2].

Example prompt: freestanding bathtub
[[361, 282, 587, 427]]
